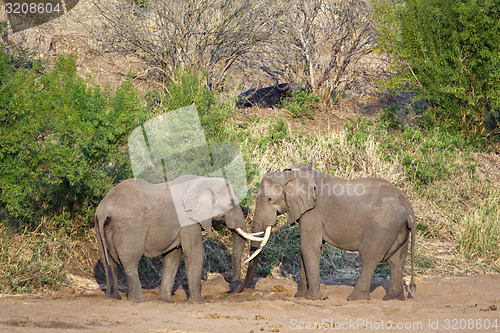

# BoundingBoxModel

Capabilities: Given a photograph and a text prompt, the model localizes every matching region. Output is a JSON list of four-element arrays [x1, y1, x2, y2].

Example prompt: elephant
[[95, 175, 262, 303], [236, 163, 416, 301]]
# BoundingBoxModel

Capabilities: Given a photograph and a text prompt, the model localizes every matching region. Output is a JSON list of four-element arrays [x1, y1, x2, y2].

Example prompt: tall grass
[[0, 225, 70, 293], [235, 116, 500, 279], [457, 191, 500, 269]]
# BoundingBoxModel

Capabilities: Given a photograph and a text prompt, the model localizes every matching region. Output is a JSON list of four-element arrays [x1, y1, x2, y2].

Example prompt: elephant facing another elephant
[[95, 175, 264, 303], [237, 163, 416, 301]]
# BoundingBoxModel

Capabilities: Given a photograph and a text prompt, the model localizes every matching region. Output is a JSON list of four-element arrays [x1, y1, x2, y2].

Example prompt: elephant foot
[[347, 291, 370, 301], [383, 291, 405, 301], [295, 290, 323, 300], [105, 293, 122, 300], [188, 296, 206, 303], [127, 293, 149, 303], [294, 289, 307, 298], [224, 274, 241, 284], [157, 293, 175, 303]]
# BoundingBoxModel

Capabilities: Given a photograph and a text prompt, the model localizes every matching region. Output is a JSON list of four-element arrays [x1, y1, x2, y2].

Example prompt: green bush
[[345, 116, 476, 188], [382, 125, 476, 187], [0, 21, 39, 72], [0, 55, 237, 233], [0, 53, 146, 231], [160, 69, 231, 142], [278, 90, 319, 120], [268, 119, 289, 144], [374, 0, 500, 140]]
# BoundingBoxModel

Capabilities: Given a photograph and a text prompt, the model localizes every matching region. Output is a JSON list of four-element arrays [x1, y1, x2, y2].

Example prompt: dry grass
[[0, 225, 70, 293], [1, 114, 499, 293], [237, 117, 500, 279], [0, 223, 99, 294], [457, 191, 500, 270]]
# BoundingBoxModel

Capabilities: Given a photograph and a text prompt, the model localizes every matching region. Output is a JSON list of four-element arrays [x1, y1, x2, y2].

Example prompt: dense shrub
[[375, 0, 500, 140], [0, 53, 146, 231], [158, 69, 232, 142]]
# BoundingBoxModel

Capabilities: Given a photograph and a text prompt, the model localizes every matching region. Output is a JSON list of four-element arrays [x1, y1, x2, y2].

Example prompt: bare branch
[[92, 0, 284, 88]]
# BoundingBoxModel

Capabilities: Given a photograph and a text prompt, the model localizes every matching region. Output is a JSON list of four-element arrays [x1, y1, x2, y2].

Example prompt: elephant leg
[[384, 241, 408, 301], [116, 236, 148, 303], [180, 224, 206, 303], [298, 226, 323, 299], [121, 258, 149, 303], [349, 232, 395, 301], [105, 258, 121, 300], [294, 255, 308, 297], [158, 247, 182, 303], [348, 255, 379, 301]]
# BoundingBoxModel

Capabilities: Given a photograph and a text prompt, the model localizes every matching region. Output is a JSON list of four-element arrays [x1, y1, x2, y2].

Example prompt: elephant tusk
[[244, 226, 272, 263], [235, 228, 265, 242]]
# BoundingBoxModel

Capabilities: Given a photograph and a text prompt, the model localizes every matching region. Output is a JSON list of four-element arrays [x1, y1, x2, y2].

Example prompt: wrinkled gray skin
[[95, 175, 246, 303], [237, 164, 416, 301]]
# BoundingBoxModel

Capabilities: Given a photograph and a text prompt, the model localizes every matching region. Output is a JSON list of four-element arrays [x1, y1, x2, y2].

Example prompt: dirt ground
[[0, 274, 498, 332]]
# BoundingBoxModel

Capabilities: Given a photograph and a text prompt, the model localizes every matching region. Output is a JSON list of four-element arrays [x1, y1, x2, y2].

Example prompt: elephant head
[[181, 177, 263, 283], [235, 164, 317, 292], [182, 177, 237, 231]]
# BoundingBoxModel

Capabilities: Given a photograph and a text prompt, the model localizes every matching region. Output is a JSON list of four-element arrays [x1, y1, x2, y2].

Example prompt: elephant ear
[[183, 178, 215, 233], [284, 173, 317, 224]]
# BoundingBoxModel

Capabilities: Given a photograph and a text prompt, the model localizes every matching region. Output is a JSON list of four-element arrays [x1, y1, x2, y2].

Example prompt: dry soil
[[1, 274, 499, 332]]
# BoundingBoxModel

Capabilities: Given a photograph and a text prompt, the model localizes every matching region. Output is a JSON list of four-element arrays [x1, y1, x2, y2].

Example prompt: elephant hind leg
[[105, 258, 121, 300], [122, 259, 149, 303], [348, 257, 379, 301], [349, 230, 397, 301], [384, 241, 409, 301], [116, 241, 149, 303]]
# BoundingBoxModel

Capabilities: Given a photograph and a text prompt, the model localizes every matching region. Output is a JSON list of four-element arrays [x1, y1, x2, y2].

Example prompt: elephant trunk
[[222, 204, 247, 284], [234, 192, 277, 293], [234, 240, 261, 293], [235, 206, 275, 292], [224, 229, 245, 283]]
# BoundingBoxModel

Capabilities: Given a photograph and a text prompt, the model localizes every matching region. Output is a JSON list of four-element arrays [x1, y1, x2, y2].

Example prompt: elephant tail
[[407, 214, 417, 293], [95, 215, 116, 295]]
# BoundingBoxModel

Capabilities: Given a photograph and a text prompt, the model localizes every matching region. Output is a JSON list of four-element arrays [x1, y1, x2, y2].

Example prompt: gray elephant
[[95, 175, 262, 303], [237, 164, 416, 301]]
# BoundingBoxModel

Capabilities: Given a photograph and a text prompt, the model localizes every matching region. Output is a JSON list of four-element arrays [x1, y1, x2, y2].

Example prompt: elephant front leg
[[298, 228, 323, 299], [180, 224, 206, 303], [158, 247, 182, 303]]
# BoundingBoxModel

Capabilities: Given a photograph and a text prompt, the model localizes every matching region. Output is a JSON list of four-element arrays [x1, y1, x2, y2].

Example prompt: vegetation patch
[[278, 90, 320, 121], [0, 225, 70, 293], [1, 0, 500, 291]]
